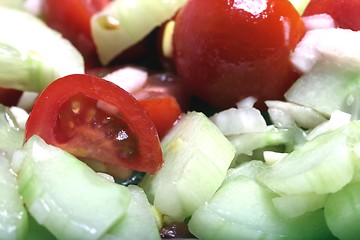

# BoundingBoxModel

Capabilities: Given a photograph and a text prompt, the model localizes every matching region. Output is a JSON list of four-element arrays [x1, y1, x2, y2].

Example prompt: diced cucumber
[[257, 121, 360, 196], [324, 181, 360, 240], [0, 104, 25, 155], [103, 185, 161, 240], [27, 214, 56, 240], [0, 7, 84, 92], [188, 161, 335, 240], [0, 0, 24, 9], [228, 126, 306, 166], [0, 154, 28, 240], [11, 136, 132, 240], [91, 0, 188, 65], [141, 112, 235, 222]]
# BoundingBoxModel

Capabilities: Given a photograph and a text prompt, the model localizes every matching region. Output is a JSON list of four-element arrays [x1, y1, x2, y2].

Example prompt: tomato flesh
[[303, 0, 360, 31], [0, 88, 22, 107], [25, 74, 163, 179], [173, 0, 304, 110]]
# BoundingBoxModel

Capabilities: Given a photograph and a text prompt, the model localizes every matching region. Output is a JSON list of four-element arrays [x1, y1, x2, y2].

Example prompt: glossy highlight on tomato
[[173, 0, 305, 110], [25, 74, 163, 179]]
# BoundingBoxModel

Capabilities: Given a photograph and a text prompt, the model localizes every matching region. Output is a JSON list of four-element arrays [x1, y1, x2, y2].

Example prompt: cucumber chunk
[[141, 112, 235, 222], [91, 0, 188, 65], [0, 7, 84, 92], [188, 161, 335, 240], [11, 136, 132, 240], [324, 181, 360, 240], [0, 104, 25, 155], [0, 154, 28, 240], [103, 185, 161, 240], [257, 121, 360, 196]]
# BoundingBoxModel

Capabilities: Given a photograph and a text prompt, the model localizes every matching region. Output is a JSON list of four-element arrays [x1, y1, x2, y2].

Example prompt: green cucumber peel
[[91, 0, 188, 65], [0, 7, 84, 92]]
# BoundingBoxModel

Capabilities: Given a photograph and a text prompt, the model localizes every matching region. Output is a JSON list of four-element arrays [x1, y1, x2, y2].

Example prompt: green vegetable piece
[[141, 112, 235, 222], [0, 154, 28, 240], [288, 0, 311, 15], [0, 0, 24, 9], [188, 161, 335, 240], [0, 104, 24, 155], [103, 185, 161, 240], [91, 0, 188, 65], [11, 136, 132, 240], [0, 7, 84, 92], [257, 121, 360, 196], [324, 181, 360, 240]]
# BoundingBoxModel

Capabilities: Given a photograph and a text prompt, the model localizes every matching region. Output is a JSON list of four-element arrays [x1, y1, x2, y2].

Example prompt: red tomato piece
[[173, 0, 304, 110], [25, 74, 163, 179], [42, 0, 109, 67], [135, 91, 182, 139], [303, 0, 360, 30], [0, 88, 22, 107]]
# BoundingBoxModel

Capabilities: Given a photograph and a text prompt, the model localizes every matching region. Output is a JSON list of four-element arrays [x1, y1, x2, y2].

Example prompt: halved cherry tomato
[[42, 0, 109, 67], [173, 0, 304, 110], [303, 0, 360, 30], [0, 87, 22, 107], [25, 74, 163, 179]]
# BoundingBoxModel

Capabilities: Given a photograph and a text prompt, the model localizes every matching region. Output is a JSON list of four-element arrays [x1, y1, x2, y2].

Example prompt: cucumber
[[27, 214, 56, 240], [103, 185, 161, 240], [0, 7, 84, 92], [0, 0, 24, 9], [288, 0, 311, 15], [11, 136, 132, 240], [0, 154, 28, 240], [188, 161, 335, 240], [91, 0, 188, 65], [257, 121, 360, 196], [324, 181, 360, 240], [141, 112, 235, 222], [0, 104, 25, 155]]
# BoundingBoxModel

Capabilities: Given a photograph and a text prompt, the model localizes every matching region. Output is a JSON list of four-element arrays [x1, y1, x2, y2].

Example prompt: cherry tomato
[[25, 74, 163, 179], [42, 0, 109, 67], [303, 0, 360, 30], [173, 0, 304, 110], [0, 88, 22, 107]]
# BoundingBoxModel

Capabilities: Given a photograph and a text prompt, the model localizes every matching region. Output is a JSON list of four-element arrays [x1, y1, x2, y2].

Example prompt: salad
[[1, 0, 360, 239]]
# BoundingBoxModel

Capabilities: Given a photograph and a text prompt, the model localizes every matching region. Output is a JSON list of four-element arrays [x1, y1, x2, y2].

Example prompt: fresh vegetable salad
[[1, 0, 360, 239]]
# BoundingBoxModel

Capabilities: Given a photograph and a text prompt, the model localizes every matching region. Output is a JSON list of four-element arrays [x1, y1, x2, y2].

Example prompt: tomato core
[[55, 92, 139, 161]]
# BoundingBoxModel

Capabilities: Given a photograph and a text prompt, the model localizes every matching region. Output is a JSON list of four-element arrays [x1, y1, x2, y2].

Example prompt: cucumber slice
[[103, 185, 161, 240], [0, 154, 28, 240], [91, 0, 188, 65], [188, 161, 334, 240], [0, 104, 25, 155], [11, 136, 132, 240], [142, 112, 235, 222], [324, 181, 360, 240], [0, 7, 84, 92], [257, 121, 360, 196]]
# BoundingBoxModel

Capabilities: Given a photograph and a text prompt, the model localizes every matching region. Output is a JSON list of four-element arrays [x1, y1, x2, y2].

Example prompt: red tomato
[[25, 74, 163, 179], [135, 91, 182, 139], [303, 0, 360, 30], [0, 88, 22, 107], [42, 0, 109, 67], [173, 0, 304, 110]]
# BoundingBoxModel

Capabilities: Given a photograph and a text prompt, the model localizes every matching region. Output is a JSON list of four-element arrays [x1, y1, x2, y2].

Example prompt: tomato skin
[[0, 88, 22, 107], [303, 0, 360, 30], [42, 0, 109, 66], [25, 74, 163, 178], [173, 0, 304, 110]]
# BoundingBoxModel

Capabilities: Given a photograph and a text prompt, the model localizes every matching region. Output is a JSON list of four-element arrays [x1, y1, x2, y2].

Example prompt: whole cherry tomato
[[303, 0, 360, 30], [173, 0, 304, 110], [25, 74, 163, 179]]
